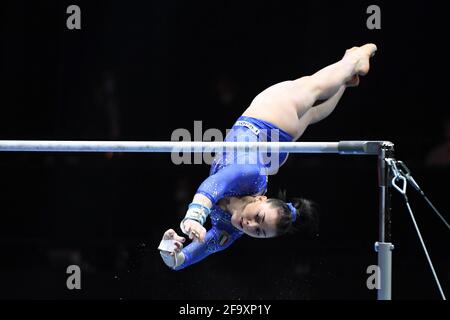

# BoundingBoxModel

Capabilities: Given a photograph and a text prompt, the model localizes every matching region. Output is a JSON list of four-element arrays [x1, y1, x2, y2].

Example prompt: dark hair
[[267, 189, 319, 237]]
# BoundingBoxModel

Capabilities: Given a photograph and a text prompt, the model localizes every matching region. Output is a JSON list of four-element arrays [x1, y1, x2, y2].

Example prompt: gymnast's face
[[231, 196, 279, 238]]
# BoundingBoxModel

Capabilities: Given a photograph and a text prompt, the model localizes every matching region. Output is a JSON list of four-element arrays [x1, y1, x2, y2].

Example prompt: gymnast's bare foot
[[343, 43, 377, 77]]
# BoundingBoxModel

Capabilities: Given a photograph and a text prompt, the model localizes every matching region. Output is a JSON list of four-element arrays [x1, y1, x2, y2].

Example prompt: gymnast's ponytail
[[268, 189, 320, 237]]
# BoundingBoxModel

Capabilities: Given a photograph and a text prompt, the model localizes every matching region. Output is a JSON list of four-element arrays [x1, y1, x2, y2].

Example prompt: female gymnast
[[158, 44, 377, 270]]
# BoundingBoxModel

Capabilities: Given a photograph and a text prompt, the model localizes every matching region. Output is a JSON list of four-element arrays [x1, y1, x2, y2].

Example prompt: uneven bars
[[0, 138, 396, 300], [0, 140, 391, 155]]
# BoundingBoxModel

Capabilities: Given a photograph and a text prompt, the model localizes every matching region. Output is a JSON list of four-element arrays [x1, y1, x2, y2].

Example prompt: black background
[[1, 0, 449, 300]]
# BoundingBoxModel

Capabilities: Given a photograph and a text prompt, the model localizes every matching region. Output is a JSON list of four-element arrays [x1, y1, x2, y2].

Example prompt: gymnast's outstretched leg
[[242, 44, 377, 140]]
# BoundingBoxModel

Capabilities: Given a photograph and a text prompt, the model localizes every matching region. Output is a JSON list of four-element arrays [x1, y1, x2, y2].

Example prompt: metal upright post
[[375, 142, 395, 300]]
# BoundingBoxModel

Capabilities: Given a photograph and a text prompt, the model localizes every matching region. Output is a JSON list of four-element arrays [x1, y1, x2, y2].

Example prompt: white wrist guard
[[158, 239, 177, 252], [158, 239, 185, 269], [159, 251, 185, 269], [180, 202, 211, 234]]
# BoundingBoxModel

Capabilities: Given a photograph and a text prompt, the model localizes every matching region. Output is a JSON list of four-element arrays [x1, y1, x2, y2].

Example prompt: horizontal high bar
[[0, 140, 393, 155]]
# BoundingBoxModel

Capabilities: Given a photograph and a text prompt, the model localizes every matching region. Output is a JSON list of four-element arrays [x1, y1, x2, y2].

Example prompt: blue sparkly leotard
[[175, 116, 293, 270]]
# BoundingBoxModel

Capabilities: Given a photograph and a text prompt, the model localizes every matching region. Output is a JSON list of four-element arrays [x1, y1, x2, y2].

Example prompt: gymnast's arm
[[189, 164, 265, 208], [160, 226, 236, 271], [180, 164, 266, 241], [195, 164, 265, 205]]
